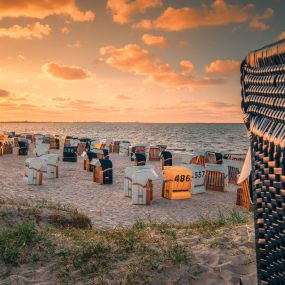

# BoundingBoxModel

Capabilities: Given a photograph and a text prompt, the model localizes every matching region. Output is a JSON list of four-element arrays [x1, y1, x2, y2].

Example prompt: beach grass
[[0, 199, 253, 284]]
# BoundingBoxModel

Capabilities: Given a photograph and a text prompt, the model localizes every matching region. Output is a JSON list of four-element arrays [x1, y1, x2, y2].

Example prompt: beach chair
[[24, 158, 47, 185], [205, 151, 223, 164], [236, 149, 253, 210], [134, 153, 146, 166], [162, 166, 192, 200], [110, 141, 120, 153], [223, 159, 243, 184], [149, 146, 160, 161], [160, 150, 172, 169], [34, 143, 49, 157], [85, 151, 98, 171], [93, 148, 109, 160], [240, 39, 285, 284], [62, 146, 77, 162], [77, 142, 86, 156], [184, 164, 206, 194], [205, 163, 228, 192], [18, 140, 28, 155], [124, 165, 154, 197], [182, 151, 206, 166], [41, 154, 60, 179], [119, 141, 130, 156], [131, 168, 158, 205], [93, 159, 113, 184]]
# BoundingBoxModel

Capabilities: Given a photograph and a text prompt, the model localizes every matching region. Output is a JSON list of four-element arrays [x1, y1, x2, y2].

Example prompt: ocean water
[[0, 123, 249, 154]]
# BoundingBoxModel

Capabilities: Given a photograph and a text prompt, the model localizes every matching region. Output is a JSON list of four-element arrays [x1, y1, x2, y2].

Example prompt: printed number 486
[[174, 175, 191, 182]]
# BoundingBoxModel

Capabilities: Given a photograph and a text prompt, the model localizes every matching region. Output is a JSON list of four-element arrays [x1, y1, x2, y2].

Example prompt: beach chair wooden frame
[[236, 178, 252, 210], [205, 171, 225, 192]]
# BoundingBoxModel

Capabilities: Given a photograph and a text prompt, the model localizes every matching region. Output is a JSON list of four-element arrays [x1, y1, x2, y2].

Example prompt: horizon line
[[0, 121, 243, 124]]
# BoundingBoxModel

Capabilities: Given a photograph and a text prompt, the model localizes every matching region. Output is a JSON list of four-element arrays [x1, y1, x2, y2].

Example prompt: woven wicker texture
[[241, 39, 285, 285]]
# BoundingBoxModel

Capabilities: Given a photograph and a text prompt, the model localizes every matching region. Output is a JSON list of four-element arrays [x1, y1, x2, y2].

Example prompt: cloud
[[180, 60, 194, 74], [249, 8, 274, 31], [0, 89, 11, 98], [66, 40, 81, 48], [204, 59, 240, 76], [100, 43, 224, 89], [42, 63, 92, 80], [133, 1, 273, 32], [106, 0, 162, 24], [52, 97, 70, 102], [141, 33, 168, 46], [0, 22, 50, 39], [115, 94, 132, 100], [277, 32, 285, 41], [61, 26, 70, 34], [0, 0, 95, 22]]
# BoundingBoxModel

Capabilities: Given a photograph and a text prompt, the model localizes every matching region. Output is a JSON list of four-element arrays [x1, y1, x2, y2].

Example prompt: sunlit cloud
[[61, 26, 70, 34], [180, 60, 194, 74], [133, 1, 273, 32], [0, 89, 11, 98], [0, 0, 95, 22], [249, 8, 274, 31], [141, 33, 168, 46], [0, 22, 50, 39], [107, 0, 162, 24], [204, 59, 240, 76], [52, 97, 70, 102], [42, 63, 92, 80], [100, 43, 223, 89], [66, 40, 81, 48], [115, 94, 132, 100]]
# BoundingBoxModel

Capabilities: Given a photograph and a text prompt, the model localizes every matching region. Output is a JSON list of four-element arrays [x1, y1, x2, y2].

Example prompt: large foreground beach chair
[[162, 166, 192, 200], [240, 39, 285, 284]]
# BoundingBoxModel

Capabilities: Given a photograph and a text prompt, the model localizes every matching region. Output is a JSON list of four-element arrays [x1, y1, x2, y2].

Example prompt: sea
[[0, 123, 249, 154]]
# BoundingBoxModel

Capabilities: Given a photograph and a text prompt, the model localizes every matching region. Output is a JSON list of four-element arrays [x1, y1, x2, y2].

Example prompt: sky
[[0, 0, 284, 123]]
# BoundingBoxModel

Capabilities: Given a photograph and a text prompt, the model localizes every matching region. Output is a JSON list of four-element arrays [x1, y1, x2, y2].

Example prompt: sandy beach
[[0, 146, 257, 284], [0, 147, 246, 228]]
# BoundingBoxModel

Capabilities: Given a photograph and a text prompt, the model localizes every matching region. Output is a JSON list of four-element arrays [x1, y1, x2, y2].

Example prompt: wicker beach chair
[[131, 168, 158, 205], [162, 166, 192, 200], [240, 39, 285, 284], [62, 146, 77, 162], [93, 159, 113, 185], [160, 150, 173, 169]]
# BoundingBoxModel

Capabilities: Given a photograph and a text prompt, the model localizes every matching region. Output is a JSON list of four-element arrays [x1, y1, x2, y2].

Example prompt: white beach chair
[[41, 154, 60, 179], [119, 142, 130, 157], [184, 164, 206, 194], [124, 165, 153, 197], [131, 168, 158, 205], [34, 143, 49, 156], [24, 158, 47, 185]]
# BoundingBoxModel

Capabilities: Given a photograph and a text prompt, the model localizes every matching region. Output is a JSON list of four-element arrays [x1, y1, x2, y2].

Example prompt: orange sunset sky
[[0, 0, 284, 123]]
